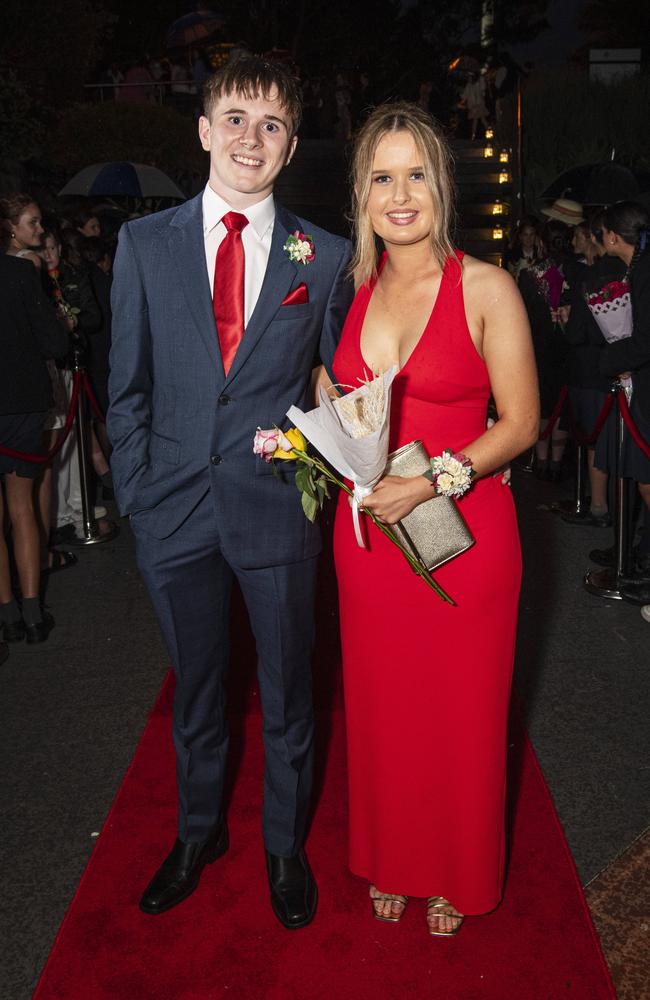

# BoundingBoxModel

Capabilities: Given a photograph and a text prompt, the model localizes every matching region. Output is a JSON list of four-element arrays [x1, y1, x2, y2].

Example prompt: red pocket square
[[282, 283, 309, 306]]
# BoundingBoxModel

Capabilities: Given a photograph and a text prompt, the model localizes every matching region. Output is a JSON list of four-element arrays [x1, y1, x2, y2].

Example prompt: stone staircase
[[453, 135, 513, 266], [276, 136, 514, 265]]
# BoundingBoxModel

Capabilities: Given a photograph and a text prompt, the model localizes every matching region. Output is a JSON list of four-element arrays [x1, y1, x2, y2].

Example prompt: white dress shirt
[[202, 184, 275, 327]]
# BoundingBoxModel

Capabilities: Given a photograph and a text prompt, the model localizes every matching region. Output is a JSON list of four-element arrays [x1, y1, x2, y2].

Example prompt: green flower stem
[[290, 448, 455, 605]]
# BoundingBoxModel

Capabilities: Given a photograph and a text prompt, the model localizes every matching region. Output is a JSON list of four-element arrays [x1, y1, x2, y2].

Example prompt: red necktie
[[212, 211, 249, 375]]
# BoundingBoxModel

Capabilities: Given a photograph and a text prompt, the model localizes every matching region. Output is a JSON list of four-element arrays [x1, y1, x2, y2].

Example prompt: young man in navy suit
[[108, 57, 352, 927]]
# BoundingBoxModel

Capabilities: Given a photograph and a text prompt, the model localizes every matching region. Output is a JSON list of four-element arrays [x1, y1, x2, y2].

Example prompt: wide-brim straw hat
[[541, 198, 584, 226]]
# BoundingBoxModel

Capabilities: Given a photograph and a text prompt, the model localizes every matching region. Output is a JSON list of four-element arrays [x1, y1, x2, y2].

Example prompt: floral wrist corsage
[[424, 449, 474, 498]]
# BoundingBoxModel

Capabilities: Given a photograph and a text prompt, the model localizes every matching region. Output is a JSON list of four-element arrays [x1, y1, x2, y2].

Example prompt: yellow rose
[[274, 427, 307, 460]]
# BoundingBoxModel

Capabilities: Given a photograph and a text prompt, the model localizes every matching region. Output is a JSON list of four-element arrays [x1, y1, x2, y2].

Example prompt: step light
[[499, 150, 509, 163], [498, 170, 511, 184], [492, 227, 504, 240], [485, 128, 494, 139], [484, 145, 494, 158], [492, 201, 504, 215]]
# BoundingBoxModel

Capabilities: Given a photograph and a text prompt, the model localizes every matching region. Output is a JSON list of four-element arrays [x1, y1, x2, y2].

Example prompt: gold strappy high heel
[[426, 896, 464, 936], [370, 886, 409, 923]]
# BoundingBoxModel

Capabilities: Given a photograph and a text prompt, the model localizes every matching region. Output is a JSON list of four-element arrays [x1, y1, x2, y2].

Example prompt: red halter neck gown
[[332, 253, 522, 913]]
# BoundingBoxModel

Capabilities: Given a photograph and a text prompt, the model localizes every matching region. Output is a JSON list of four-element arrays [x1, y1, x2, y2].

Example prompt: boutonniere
[[283, 230, 315, 266]]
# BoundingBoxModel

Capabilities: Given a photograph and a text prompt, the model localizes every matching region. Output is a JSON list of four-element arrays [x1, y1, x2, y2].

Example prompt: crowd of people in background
[[0, 193, 119, 654], [505, 198, 650, 622], [90, 46, 519, 145]]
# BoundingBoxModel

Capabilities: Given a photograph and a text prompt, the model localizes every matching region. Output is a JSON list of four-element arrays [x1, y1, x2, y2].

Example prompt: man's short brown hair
[[203, 56, 302, 137]]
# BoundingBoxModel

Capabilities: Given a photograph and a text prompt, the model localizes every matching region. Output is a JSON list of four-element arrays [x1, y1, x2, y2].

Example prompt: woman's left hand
[[362, 474, 433, 525]]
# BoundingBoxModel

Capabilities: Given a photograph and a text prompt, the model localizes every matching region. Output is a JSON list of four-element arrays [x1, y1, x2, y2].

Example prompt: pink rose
[[253, 427, 279, 462]]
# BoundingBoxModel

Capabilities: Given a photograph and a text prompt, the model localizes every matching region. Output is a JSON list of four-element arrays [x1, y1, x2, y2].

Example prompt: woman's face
[[79, 216, 101, 238], [366, 130, 434, 248], [12, 203, 43, 249], [39, 235, 61, 270], [520, 225, 536, 252]]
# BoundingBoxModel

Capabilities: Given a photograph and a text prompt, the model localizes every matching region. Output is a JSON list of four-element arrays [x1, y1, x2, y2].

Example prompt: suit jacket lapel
[[168, 194, 224, 375], [223, 203, 299, 387]]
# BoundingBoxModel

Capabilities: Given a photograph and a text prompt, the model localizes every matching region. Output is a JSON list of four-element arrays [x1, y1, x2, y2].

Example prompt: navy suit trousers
[[132, 489, 317, 856]]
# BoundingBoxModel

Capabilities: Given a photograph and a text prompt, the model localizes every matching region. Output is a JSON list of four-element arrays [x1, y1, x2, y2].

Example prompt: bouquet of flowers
[[253, 369, 454, 604], [528, 260, 569, 325], [586, 276, 632, 391], [586, 278, 632, 343]]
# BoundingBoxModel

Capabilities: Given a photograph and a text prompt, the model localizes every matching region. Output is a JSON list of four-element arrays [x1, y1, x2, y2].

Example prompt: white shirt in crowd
[[202, 183, 275, 328]]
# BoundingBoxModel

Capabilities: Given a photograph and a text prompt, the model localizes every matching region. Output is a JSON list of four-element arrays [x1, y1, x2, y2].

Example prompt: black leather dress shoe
[[2, 618, 25, 643], [25, 612, 55, 645], [589, 545, 615, 567], [266, 849, 317, 929], [140, 821, 229, 915]]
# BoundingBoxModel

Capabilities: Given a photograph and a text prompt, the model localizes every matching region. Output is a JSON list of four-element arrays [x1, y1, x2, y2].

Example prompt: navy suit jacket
[[108, 193, 353, 566]]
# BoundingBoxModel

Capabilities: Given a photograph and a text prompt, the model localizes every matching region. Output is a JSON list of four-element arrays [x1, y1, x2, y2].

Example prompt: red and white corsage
[[283, 231, 315, 265]]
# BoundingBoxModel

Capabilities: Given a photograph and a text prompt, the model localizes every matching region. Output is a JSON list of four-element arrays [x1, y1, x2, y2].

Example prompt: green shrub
[[523, 69, 650, 210], [47, 102, 207, 185]]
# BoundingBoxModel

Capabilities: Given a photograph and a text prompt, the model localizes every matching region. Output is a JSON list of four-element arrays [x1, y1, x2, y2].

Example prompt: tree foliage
[[579, 0, 650, 47], [46, 102, 207, 186], [523, 69, 650, 210], [0, 0, 113, 107]]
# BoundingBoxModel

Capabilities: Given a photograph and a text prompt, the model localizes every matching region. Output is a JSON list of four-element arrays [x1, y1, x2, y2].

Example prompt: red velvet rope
[[0, 372, 83, 464], [617, 389, 650, 461], [567, 392, 615, 448], [538, 385, 569, 440], [81, 374, 106, 424]]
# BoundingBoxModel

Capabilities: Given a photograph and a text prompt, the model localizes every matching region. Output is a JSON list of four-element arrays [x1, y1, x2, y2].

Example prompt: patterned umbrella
[[165, 8, 226, 50], [59, 162, 186, 199]]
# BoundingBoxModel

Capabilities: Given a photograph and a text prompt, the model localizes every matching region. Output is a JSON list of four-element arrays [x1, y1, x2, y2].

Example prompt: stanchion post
[[574, 444, 586, 516], [556, 441, 587, 519], [584, 381, 628, 599], [69, 348, 118, 546]]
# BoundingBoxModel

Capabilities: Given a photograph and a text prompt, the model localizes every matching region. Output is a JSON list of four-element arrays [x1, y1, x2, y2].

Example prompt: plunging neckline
[[358, 252, 447, 377]]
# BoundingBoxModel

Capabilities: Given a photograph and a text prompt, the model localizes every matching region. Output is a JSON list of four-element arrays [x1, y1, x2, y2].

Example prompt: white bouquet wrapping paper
[[287, 367, 398, 547]]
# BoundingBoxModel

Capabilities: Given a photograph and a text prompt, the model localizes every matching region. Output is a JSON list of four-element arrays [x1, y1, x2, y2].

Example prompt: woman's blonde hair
[[349, 102, 456, 288]]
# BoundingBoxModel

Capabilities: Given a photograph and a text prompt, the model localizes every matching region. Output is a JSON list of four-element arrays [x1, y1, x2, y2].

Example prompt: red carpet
[[34, 674, 615, 999]]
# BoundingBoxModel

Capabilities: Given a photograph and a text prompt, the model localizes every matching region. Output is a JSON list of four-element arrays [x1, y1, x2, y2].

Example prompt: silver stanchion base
[[552, 499, 587, 518], [67, 519, 119, 546], [583, 566, 623, 600]]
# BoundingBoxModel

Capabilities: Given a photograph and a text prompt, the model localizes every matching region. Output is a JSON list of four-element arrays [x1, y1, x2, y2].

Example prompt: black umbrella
[[541, 162, 650, 206]]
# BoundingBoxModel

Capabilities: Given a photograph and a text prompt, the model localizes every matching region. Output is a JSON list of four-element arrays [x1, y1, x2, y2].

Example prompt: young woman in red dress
[[329, 104, 539, 935]]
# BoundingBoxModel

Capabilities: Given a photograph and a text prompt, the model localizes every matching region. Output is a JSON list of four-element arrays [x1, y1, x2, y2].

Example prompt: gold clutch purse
[[384, 440, 475, 571]]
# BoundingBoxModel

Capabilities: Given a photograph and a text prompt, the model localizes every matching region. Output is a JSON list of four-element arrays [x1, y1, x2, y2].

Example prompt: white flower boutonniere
[[283, 230, 315, 266]]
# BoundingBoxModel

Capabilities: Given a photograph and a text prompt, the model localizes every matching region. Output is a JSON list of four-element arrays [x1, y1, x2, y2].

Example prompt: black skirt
[[0, 411, 48, 478], [593, 392, 650, 483]]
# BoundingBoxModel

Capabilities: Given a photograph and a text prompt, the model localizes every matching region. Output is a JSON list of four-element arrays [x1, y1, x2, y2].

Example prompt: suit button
[[218, 394, 230, 406], [210, 454, 222, 466]]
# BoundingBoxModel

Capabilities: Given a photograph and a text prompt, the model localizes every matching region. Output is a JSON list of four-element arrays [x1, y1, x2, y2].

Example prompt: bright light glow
[[485, 128, 494, 139], [499, 171, 510, 184], [492, 227, 504, 240], [499, 150, 509, 163], [484, 145, 494, 158], [492, 202, 504, 215]]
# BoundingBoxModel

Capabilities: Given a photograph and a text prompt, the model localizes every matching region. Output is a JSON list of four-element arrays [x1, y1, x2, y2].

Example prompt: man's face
[[198, 87, 297, 208]]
